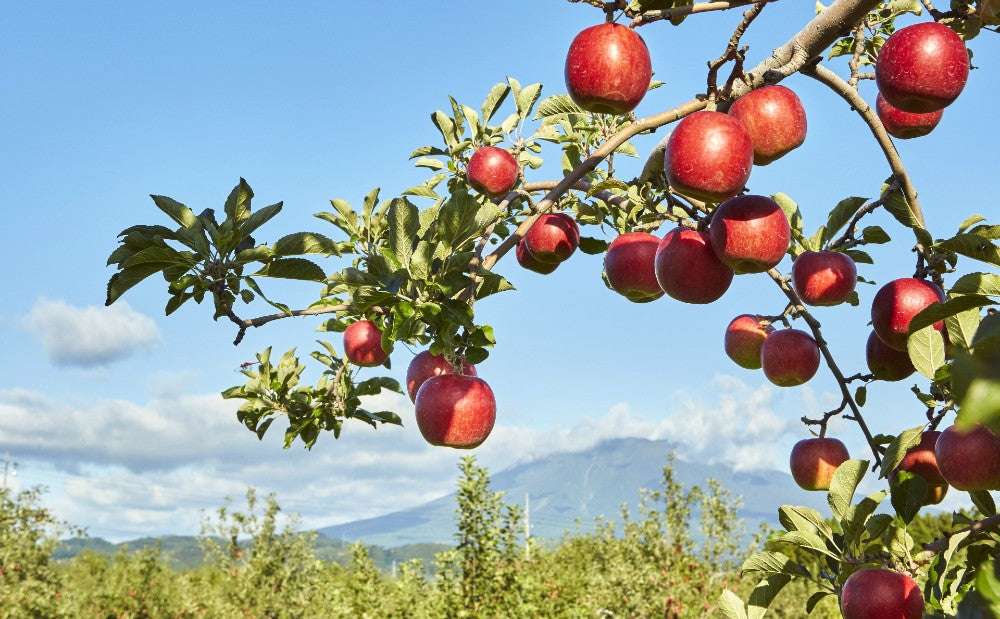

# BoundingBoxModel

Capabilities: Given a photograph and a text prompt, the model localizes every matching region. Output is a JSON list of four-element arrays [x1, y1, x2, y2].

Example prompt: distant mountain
[[318, 437, 830, 547]]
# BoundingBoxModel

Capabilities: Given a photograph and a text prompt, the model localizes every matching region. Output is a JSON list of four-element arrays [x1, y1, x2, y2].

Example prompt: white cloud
[[24, 298, 160, 367], [1, 375, 805, 541]]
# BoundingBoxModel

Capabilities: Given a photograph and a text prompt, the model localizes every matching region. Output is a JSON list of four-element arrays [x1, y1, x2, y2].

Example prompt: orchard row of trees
[[102, 0, 1000, 614], [3, 457, 995, 618]]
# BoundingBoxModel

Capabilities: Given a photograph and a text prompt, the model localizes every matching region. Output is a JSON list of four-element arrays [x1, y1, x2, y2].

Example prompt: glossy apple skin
[[709, 195, 791, 274], [876, 22, 969, 113], [665, 111, 754, 203], [841, 569, 924, 619], [604, 232, 664, 303], [343, 320, 388, 367], [467, 146, 519, 198], [866, 330, 916, 381], [792, 250, 858, 306], [524, 212, 580, 264], [876, 93, 944, 140], [516, 238, 559, 275], [564, 23, 652, 115], [653, 227, 734, 304], [790, 437, 849, 491], [724, 315, 775, 370], [727, 85, 807, 165], [935, 424, 1000, 491], [405, 351, 477, 403], [761, 329, 821, 387], [871, 278, 945, 351], [414, 374, 496, 449]]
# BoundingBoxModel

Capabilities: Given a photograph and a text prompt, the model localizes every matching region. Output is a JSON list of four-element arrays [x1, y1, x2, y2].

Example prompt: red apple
[[876, 21, 969, 113], [726, 85, 807, 165], [724, 315, 775, 370], [894, 430, 948, 492], [841, 569, 924, 619], [871, 278, 945, 351], [865, 330, 916, 381], [604, 232, 663, 303], [761, 328, 821, 387], [524, 212, 580, 264], [935, 423, 1000, 491], [516, 237, 559, 275], [791, 250, 858, 306], [789, 437, 849, 491], [467, 146, 519, 198], [653, 227, 734, 304], [343, 320, 388, 367], [876, 93, 944, 140], [405, 351, 477, 403], [414, 374, 496, 449], [564, 23, 652, 115], [664, 111, 754, 203], [709, 194, 790, 274]]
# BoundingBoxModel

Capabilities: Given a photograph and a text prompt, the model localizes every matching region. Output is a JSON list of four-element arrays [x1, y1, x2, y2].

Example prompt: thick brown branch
[[631, 0, 770, 27]]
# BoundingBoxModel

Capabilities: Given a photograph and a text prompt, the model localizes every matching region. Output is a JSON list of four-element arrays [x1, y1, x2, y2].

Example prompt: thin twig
[[631, 0, 772, 27]]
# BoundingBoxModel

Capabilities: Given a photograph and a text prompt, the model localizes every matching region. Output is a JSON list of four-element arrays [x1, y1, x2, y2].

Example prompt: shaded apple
[[876, 21, 970, 113], [516, 237, 559, 275], [564, 23, 652, 115], [761, 328, 821, 387], [524, 212, 580, 263], [414, 374, 496, 449], [866, 330, 916, 381], [343, 320, 388, 367], [664, 111, 754, 203], [893, 430, 948, 505], [791, 250, 857, 306], [405, 351, 477, 403], [604, 232, 663, 303], [871, 277, 945, 351], [653, 226, 734, 304], [724, 314, 775, 370], [841, 569, 924, 619], [709, 194, 790, 274], [727, 85, 807, 165], [467, 146, 519, 198], [876, 93, 944, 140], [935, 423, 1000, 491], [789, 437, 849, 491]]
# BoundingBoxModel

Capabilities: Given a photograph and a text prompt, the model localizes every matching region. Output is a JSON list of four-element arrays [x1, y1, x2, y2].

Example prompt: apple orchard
[[104, 0, 1000, 616]]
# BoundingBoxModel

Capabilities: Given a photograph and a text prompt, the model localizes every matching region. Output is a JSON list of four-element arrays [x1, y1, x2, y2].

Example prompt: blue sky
[[1, 2, 997, 541]]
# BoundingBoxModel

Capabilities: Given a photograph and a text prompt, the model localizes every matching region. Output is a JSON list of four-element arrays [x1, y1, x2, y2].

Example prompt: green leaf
[[386, 198, 419, 268], [240, 201, 283, 239], [476, 271, 515, 299], [845, 249, 873, 264], [747, 574, 792, 619], [431, 110, 458, 148], [481, 82, 511, 124], [253, 258, 326, 282], [534, 94, 585, 119], [909, 295, 994, 335], [515, 83, 543, 120], [273, 232, 342, 257], [827, 459, 869, 521], [907, 324, 947, 379], [106, 262, 171, 305], [741, 550, 809, 576], [937, 233, 1000, 267], [958, 214, 987, 233], [586, 178, 629, 198], [861, 225, 891, 244], [151, 194, 199, 228], [717, 589, 749, 619], [889, 470, 928, 523], [952, 272, 1000, 297], [822, 196, 867, 245], [806, 591, 834, 614], [947, 307, 984, 350], [879, 426, 925, 479], [958, 377, 1000, 434], [772, 192, 805, 239], [971, 489, 997, 517], [841, 490, 890, 545], [882, 185, 922, 229], [223, 178, 254, 227], [578, 237, 609, 255]]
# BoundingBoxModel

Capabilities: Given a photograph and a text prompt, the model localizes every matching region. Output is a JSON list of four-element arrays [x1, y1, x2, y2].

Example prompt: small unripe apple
[[709, 194, 791, 274], [524, 213, 580, 264], [876, 21, 970, 113], [935, 423, 1000, 491], [876, 93, 944, 140], [405, 351, 477, 403], [564, 23, 652, 115], [865, 330, 916, 381], [664, 111, 754, 203], [414, 374, 496, 449], [516, 238, 559, 275], [467, 146, 519, 198], [791, 250, 857, 306], [724, 315, 775, 370], [726, 85, 807, 165], [604, 232, 663, 303], [789, 437, 849, 491], [761, 328, 821, 387], [841, 569, 924, 619], [343, 320, 388, 367], [653, 227, 734, 304], [871, 277, 945, 351]]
